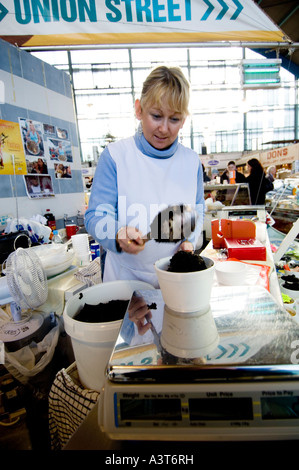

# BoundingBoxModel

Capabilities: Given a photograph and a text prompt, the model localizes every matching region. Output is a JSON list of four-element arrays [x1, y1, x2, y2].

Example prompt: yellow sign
[[0, 119, 27, 175]]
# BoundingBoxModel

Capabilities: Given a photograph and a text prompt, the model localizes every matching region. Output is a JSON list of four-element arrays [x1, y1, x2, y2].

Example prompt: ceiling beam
[[279, 4, 299, 27]]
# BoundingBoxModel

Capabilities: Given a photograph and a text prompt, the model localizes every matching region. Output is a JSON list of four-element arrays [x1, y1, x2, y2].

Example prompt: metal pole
[[67, 50, 84, 163]]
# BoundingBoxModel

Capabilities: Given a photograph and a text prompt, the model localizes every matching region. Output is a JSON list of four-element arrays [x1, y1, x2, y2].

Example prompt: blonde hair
[[140, 66, 190, 116]]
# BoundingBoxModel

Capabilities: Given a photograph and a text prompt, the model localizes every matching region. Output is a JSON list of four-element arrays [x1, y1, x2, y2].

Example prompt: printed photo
[[54, 163, 72, 179], [19, 118, 44, 157], [43, 123, 56, 137], [47, 138, 73, 163], [26, 157, 48, 175], [56, 127, 69, 140], [24, 174, 54, 198]]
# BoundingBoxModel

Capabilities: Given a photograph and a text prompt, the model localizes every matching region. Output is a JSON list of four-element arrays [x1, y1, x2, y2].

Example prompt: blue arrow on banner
[[0, 2, 8, 22], [227, 343, 238, 358], [231, 0, 243, 20], [239, 342, 250, 357], [201, 0, 243, 21], [216, 0, 229, 20], [214, 345, 227, 360], [201, 0, 215, 21], [206, 342, 251, 361]]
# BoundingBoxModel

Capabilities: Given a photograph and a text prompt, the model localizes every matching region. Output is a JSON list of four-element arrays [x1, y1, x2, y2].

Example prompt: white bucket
[[63, 280, 154, 391], [154, 255, 215, 313]]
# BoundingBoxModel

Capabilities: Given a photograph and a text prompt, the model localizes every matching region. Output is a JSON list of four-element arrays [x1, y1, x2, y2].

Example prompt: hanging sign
[[259, 143, 299, 167], [0, 0, 287, 47], [207, 159, 220, 166]]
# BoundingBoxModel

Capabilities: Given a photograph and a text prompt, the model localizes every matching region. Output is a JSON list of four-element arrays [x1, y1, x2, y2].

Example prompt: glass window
[[31, 46, 298, 161]]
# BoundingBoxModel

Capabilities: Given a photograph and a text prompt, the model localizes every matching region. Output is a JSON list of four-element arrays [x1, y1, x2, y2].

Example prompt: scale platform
[[99, 287, 299, 441]]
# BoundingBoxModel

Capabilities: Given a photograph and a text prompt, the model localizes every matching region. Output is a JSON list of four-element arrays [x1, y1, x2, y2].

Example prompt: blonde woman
[[85, 66, 204, 287]]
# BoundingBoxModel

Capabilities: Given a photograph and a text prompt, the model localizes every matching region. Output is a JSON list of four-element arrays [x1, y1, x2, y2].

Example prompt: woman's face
[[135, 99, 185, 150]]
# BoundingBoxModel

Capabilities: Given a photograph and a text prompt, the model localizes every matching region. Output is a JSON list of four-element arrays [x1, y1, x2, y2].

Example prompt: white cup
[[71, 234, 90, 264], [71, 233, 89, 247]]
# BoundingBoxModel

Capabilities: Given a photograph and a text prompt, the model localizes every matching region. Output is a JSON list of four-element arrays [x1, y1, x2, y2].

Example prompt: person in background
[[211, 168, 219, 180], [202, 163, 211, 182], [85, 66, 204, 288], [266, 165, 276, 183], [246, 158, 273, 205], [220, 160, 246, 184]]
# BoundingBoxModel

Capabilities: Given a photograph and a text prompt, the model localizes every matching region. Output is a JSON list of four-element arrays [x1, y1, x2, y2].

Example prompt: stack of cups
[[71, 234, 90, 266]]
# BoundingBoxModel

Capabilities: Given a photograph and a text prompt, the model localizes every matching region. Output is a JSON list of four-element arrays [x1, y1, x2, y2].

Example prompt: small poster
[[0, 119, 27, 175]]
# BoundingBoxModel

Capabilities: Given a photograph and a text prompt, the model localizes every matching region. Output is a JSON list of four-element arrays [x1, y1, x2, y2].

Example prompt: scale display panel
[[112, 388, 299, 428]]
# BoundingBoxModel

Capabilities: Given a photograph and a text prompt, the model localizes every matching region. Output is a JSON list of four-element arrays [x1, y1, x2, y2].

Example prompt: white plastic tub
[[215, 260, 246, 286], [161, 305, 219, 358], [63, 280, 154, 391], [154, 255, 215, 313]]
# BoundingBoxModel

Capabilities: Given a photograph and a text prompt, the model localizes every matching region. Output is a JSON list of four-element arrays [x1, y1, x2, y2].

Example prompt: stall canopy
[[0, 0, 288, 48]]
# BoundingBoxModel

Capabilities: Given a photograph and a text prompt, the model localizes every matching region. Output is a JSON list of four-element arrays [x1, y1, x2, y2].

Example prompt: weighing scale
[[99, 287, 299, 441], [216, 205, 267, 223]]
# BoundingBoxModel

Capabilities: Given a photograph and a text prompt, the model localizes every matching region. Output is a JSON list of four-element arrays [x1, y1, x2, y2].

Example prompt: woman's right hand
[[116, 226, 145, 254]]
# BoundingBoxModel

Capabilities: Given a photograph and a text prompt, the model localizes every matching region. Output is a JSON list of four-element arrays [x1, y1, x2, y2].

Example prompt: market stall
[[47, 215, 299, 449], [266, 178, 299, 235]]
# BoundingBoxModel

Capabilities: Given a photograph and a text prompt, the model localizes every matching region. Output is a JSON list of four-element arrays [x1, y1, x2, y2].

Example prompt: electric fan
[[0, 247, 49, 351]]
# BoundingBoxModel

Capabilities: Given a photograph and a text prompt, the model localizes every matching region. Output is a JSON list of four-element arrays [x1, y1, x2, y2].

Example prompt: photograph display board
[[0, 118, 74, 199]]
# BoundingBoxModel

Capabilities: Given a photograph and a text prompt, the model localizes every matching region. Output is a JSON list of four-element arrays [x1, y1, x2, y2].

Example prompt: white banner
[[0, 0, 286, 47]]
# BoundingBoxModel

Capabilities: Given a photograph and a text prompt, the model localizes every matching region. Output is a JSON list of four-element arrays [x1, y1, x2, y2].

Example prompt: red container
[[224, 238, 266, 261]]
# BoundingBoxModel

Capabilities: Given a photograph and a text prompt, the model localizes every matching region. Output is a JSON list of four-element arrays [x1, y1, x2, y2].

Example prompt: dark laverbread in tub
[[167, 251, 207, 273], [281, 274, 299, 291], [74, 300, 130, 323]]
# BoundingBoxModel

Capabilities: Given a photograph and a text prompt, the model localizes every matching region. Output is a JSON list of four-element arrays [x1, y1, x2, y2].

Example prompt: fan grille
[[5, 248, 48, 310]]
